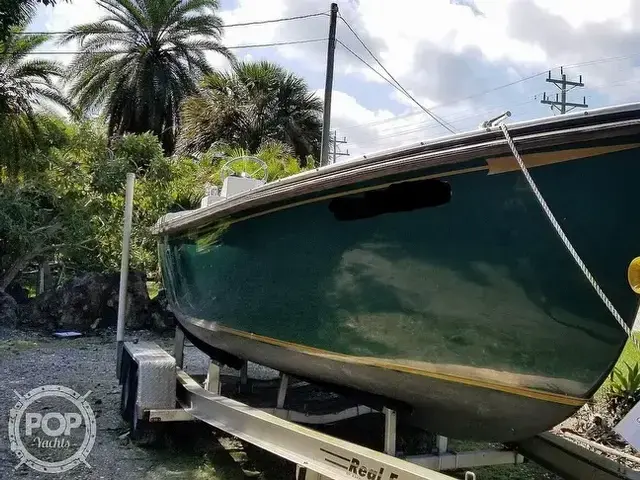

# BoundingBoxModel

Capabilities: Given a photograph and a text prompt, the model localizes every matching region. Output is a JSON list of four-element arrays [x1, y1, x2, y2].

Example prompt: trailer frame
[[117, 331, 640, 480]]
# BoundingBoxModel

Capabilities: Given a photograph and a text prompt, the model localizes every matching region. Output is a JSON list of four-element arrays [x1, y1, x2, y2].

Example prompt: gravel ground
[[0, 326, 558, 480], [0, 327, 293, 480]]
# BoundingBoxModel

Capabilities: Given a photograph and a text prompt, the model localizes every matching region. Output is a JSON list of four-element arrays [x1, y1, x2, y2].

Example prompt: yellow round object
[[628, 257, 640, 294]]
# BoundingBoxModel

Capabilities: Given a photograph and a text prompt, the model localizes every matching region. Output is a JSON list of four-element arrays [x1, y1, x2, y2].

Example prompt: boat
[[153, 103, 640, 442]]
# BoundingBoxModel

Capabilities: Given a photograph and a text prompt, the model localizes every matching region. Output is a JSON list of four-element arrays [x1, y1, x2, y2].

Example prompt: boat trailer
[[116, 329, 640, 480]]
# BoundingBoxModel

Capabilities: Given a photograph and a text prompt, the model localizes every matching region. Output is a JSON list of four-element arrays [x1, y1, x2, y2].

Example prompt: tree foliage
[[179, 61, 322, 165], [46, 125, 176, 275], [63, 0, 234, 154], [0, 0, 322, 291], [0, 182, 68, 289], [0, 116, 310, 289], [0, 122, 171, 287], [0, 33, 72, 177]]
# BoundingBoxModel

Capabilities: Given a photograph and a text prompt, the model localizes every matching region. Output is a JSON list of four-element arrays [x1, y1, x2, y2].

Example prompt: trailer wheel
[[120, 361, 138, 424], [120, 362, 157, 442]]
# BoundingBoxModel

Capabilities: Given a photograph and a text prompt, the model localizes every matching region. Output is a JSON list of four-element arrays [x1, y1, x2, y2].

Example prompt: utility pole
[[541, 67, 588, 114], [320, 3, 339, 167], [330, 131, 349, 163]]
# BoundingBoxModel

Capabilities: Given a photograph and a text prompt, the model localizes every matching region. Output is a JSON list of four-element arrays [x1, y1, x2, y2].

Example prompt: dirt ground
[[0, 326, 559, 480]]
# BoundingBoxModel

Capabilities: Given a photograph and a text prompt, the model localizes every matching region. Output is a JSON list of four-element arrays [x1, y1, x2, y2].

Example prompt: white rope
[[499, 123, 640, 350]]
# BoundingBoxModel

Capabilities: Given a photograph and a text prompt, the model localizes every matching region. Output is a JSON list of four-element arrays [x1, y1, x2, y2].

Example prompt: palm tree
[[178, 61, 323, 165], [62, 0, 233, 154], [0, 33, 71, 177]]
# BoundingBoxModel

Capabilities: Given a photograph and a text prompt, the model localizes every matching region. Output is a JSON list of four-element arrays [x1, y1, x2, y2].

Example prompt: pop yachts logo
[[8, 385, 96, 473]]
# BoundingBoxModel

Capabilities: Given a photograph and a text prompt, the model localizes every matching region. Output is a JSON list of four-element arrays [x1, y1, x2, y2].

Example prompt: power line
[[426, 53, 640, 113], [16, 38, 326, 55], [335, 40, 388, 84], [563, 52, 640, 70], [422, 53, 640, 114], [347, 73, 632, 137], [362, 100, 541, 145], [358, 97, 543, 147], [434, 72, 548, 110], [16, 11, 329, 36], [223, 11, 328, 28], [337, 14, 456, 134], [336, 39, 429, 114], [344, 94, 544, 134], [339, 55, 635, 132], [359, 103, 539, 140], [339, 71, 548, 131], [340, 83, 546, 132], [336, 39, 461, 135]]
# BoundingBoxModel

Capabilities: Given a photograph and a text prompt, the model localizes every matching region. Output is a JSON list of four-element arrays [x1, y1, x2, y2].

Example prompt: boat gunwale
[[155, 114, 640, 235]]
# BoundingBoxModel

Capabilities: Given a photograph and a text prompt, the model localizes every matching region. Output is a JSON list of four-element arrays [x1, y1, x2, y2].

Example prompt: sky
[[28, 0, 640, 157]]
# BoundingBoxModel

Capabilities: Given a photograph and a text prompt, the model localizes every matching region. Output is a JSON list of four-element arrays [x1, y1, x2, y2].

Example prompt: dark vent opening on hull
[[328, 178, 451, 221]]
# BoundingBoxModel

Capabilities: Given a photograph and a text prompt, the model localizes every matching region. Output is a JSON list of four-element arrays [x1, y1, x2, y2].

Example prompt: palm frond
[[63, 0, 234, 155], [177, 60, 322, 163]]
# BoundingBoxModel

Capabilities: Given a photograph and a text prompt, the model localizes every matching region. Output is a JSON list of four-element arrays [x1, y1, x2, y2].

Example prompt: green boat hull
[[159, 126, 640, 440]]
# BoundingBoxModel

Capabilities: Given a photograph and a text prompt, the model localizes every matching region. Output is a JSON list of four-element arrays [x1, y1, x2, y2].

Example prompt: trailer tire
[[120, 361, 138, 424], [120, 362, 158, 443]]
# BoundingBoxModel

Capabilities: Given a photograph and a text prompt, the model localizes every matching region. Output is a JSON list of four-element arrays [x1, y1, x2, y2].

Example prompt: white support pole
[[116, 173, 135, 378]]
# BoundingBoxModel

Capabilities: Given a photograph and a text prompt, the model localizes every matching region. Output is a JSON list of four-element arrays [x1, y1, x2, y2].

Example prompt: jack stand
[[174, 328, 185, 369], [277, 373, 289, 409], [204, 361, 221, 394], [383, 407, 397, 456], [237, 361, 250, 393]]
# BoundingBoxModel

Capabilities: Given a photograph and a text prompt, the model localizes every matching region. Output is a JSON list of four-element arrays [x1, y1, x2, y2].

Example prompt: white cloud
[[31, 0, 103, 61], [530, 0, 631, 28], [42, 0, 103, 32]]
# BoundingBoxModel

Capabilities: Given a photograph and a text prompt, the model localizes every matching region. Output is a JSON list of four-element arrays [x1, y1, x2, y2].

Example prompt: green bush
[[606, 362, 640, 422]]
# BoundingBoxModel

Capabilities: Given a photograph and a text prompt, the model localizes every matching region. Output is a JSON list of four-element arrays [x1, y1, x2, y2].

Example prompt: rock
[[19, 271, 153, 332], [6, 282, 29, 304], [0, 290, 18, 326], [149, 289, 175, 332]]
